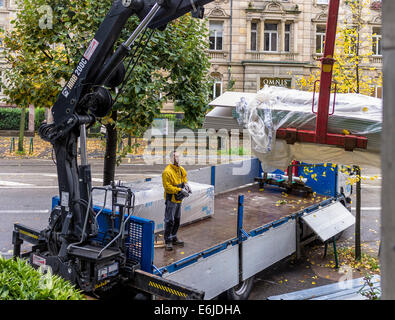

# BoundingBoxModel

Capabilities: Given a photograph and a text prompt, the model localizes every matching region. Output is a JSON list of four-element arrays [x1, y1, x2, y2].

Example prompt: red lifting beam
[[277, 0, 368, 151]]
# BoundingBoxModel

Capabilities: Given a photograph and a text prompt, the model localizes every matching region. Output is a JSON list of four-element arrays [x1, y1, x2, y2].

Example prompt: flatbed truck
[[10, 0, 359, 301], [13, 158, 355, 300]]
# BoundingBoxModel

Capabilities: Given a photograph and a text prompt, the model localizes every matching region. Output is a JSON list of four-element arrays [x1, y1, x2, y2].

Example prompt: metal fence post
[[10, 138, 15, 153], [332, 236, 339, 269], [237, 195, 244, 284], [29, 137, 34, 154], [354, 165, 361, 261]]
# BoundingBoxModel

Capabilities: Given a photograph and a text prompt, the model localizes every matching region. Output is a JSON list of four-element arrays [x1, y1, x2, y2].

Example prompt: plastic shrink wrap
[[234, 86, 382, 171], [93, 178, 215, 233]]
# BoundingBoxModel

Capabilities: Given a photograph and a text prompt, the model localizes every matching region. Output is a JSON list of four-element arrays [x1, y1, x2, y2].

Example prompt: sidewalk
[[0, 136, 253, 164], [0, 136, 142, 160]]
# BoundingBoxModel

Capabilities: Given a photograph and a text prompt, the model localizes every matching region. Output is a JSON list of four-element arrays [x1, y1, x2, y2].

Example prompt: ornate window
[[264, 23, 278, 52], [316, 25, 326, 54], [284, 24, 291, 52], [209, 21, 224, 51], [251, 21, 259, 51], [371, 86, 382, 98], [372, 27, 382, 56], [213, 80, 223, 99]]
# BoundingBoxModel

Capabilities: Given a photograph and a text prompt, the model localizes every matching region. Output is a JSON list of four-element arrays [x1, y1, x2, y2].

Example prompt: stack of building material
[[203, 92, 256, 131], [93, 178, 215, 234], [204, 86, 382, 170]]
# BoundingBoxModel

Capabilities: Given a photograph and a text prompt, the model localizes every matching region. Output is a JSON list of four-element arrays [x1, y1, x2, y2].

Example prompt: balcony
[[245, 51, 265, 60], [284, 53, 297, 61], [370, 55, 383, 64], [245, 51, 298, 62], [208, 50, 228, 61]]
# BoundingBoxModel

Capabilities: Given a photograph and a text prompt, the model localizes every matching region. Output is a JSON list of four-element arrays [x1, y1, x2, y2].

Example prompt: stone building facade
[[205, 0, 383, 99], [0, 0, 383, 106]]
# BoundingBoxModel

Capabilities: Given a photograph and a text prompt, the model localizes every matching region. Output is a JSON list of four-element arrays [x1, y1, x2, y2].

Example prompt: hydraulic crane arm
[[43, 0, 213, 130], [37, 0, 215, 257]]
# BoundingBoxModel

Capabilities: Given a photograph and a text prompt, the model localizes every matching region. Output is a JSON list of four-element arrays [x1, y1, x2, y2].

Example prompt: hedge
[[35, 108, 46, 129], [0, 256, 86, 300], [0, 107, 46, 131], [0, 108, 191, 133], [0, 108, 29, 131]]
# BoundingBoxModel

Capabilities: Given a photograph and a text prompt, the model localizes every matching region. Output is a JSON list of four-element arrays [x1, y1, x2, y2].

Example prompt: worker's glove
[[175, 188, 190, 201], [184, 183, 192, 195], [180, 188, 190, 198]]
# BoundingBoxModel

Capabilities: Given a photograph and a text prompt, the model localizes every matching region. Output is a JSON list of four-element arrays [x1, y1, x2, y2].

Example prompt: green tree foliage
[[1, 0, 211, 175], [113, 12, 212, 137], [295, 0, 382, 96]]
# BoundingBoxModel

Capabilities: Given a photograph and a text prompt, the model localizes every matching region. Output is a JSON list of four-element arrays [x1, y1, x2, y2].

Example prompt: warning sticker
[[32, 254, 46, 267], [83, 39, 100, 61]]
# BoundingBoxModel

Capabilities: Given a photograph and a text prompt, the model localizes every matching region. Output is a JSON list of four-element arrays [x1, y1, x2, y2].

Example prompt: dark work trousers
[[164, 200, 182, 244]]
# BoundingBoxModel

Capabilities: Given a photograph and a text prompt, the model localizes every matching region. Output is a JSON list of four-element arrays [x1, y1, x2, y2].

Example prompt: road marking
[[0, 172, 160, 189], [361, 185, 381, 189], [0, 210, 49, 214], [0, 180, 34, 187], [0, 173, 57, 176], [0, 186, 58, 189], [352, 207, 381, 211]]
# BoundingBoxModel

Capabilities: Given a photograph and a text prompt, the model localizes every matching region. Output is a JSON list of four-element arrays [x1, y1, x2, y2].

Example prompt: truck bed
[[154, 183, 325, 269]]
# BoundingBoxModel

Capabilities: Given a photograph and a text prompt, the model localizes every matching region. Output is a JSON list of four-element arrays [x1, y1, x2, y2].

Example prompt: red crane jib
[[277, 0, 368, 151]]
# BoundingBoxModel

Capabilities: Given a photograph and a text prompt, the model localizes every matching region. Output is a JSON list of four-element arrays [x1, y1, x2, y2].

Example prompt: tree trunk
[[46, 107, 54, 124], [103, 111, 118, 186], [18, 108, 26, 153], [128, 133, 132, 153]]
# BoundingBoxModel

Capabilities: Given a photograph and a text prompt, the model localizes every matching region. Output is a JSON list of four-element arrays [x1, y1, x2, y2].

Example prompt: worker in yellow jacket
[[162, 151, 192, 251]]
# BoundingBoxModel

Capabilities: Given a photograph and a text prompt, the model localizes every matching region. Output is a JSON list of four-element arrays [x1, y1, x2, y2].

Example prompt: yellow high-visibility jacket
[[162, 164, 188, 203]]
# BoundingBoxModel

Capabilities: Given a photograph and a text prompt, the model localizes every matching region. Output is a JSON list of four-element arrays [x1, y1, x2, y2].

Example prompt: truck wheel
[[134, 292, 152, 300], [225, 276, 255, 300]]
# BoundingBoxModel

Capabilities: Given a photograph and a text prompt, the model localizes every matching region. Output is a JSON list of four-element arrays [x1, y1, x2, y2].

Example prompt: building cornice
[[206, 6, 231, 19], [246, 1, 301, 15], [241, 60, 310, 66]]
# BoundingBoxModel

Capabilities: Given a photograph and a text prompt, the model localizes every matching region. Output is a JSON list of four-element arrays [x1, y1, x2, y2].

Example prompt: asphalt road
[[0, 158, 382, 299], [0, 158, 205, 255]]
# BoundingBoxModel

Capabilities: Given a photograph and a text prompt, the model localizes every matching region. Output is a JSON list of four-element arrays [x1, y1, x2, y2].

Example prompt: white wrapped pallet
[[240, 86, 382, 170], [93, 179, 215, 234], [205, 86, 382, 170]]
